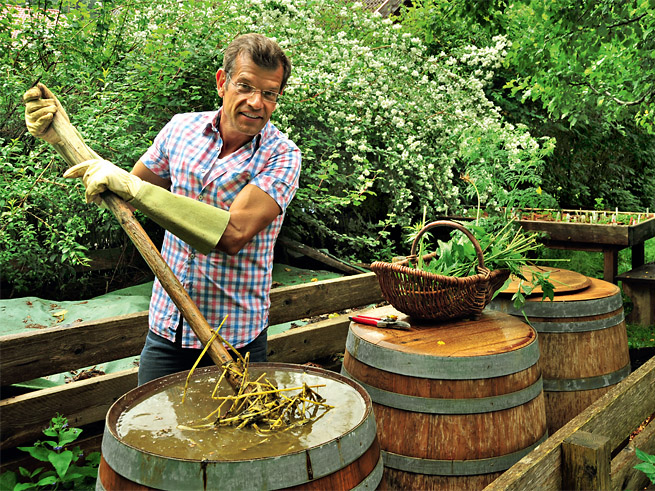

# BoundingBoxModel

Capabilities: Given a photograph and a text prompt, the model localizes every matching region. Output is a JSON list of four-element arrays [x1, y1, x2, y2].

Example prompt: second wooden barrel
[[342, 307, 547, 491], [490, 276, 631, 433], [97, 363, 382, 490]]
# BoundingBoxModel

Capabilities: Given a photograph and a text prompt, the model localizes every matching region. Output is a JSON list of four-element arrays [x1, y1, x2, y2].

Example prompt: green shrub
[[394, 0, 655, 212], [1, 0, 553, 295]]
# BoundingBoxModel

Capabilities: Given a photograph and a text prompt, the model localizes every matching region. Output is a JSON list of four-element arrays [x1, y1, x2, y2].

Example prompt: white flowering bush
[[1, 0, 554, 295]]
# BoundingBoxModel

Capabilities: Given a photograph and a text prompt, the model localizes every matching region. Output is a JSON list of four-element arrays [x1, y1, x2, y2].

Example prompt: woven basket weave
[[370, 220, 510, 321]]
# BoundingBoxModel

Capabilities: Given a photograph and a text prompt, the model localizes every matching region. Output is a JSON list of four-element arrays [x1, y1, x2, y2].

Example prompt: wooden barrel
[[342, 307, 547, 491], [97, 363, 382, 491], [489, 276, 631, 434]]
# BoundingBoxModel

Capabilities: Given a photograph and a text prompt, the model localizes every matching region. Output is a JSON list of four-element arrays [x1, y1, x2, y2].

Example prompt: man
[[24, 33, 301, 385]]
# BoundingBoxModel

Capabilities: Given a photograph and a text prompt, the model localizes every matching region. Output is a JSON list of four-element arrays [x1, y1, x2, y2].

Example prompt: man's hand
[[23, 83, 71, 144], [64, 159, 144, 205]]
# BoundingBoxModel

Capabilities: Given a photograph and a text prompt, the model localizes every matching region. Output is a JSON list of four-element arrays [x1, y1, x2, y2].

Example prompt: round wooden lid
[[349, 304, 536, 358], [348, 305, 538, 379], [520, 276, 619, 304], [498, 266, 591, 295]]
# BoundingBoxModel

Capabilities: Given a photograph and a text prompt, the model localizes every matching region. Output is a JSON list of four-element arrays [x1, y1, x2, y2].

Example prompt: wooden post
[[562, 431, 611, 490], [632, 242, 645, 269], [603, 249, 618, 284]]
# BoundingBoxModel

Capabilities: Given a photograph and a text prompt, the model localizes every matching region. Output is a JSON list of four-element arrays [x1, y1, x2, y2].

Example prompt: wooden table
[[516, 217, 655, 284]]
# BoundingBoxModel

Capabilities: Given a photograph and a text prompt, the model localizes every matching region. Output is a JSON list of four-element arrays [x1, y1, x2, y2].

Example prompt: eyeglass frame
[[225, 74, 282, 103]]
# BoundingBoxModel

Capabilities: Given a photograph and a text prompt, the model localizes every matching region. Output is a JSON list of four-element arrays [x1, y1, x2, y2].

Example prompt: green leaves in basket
[[407, 217, 559, 314], [413, 219, 540, 278]]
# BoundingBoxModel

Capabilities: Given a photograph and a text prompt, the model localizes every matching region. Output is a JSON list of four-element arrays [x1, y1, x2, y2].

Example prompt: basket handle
[[409, 220, 486, 271]]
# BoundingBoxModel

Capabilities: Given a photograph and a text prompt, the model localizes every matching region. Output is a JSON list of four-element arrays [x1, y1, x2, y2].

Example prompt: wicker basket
[[371, 220, 510, 321]]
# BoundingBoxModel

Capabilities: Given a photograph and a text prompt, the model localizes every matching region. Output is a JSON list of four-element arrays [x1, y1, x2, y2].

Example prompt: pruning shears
[[349, 315, 411, 330]]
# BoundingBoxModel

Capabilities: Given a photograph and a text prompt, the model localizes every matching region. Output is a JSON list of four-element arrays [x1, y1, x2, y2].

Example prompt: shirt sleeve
[[251, 142, 302, 213], [139, 117, 177, 180]]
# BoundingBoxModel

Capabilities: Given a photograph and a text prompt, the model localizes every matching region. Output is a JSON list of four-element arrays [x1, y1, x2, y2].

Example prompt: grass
[[626, 323, 655, 349]]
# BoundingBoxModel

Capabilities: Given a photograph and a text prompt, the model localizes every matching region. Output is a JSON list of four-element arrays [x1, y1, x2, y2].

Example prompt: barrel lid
[[498, 266, 591, 296], [519, 276, 620, 304], [349, 305, 536, 358], [348, 306, 538, 379]]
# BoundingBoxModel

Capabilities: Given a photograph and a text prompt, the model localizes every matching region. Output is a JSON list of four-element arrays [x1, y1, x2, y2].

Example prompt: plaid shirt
[[140, 110, 301, 348]]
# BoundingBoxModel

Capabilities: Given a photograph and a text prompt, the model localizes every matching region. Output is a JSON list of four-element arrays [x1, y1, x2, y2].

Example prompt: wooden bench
[[616, 262, 655, 326], [0, 271, 385, 472]]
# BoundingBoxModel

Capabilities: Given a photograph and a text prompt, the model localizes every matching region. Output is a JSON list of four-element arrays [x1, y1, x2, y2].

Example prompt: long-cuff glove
[[23, 83, 71, 144], [64, 159, 230, 255]]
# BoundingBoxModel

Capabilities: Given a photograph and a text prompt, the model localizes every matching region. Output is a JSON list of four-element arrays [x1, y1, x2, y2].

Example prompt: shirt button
[[198, 194, 204, 200], [189, 253, 196, 261]]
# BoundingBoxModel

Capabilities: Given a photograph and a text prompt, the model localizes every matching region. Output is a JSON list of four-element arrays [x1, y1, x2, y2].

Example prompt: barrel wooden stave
[[98, 439, 383, 491], [491, 276, 631, 433], [342, 309, 547, 490], [97, 363, 383, 491], [344, 354, 544, 460], [539, 321, 629, 381]]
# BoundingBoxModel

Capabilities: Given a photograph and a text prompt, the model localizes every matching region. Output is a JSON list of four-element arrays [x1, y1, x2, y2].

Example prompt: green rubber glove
[[131, 182, 230, 255], [65, 159, 229, 254]]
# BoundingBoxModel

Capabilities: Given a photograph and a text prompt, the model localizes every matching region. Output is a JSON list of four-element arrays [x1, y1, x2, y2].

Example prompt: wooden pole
[[28, 84, 239, 385], [562, 431, 611, 490]]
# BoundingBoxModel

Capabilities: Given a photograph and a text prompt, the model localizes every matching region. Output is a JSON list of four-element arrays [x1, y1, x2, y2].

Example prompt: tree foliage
[[397, 0, 655, 212], [504, 0, 655, 132]]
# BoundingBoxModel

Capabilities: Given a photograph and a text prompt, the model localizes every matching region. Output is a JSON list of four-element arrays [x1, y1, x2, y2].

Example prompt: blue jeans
[[137, 327, 268, 386]]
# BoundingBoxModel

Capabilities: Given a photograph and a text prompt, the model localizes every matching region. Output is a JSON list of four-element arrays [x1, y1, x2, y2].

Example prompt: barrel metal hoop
[[543, 363, 631, 391], [502, 292, 623, 318], [351, 455, 384, 490], [101, 409, 379, 490], [529, 311, 625, 332], [345, 330, 539, 379], [342, 366, 543, 414], [381, 432, 548, 476]]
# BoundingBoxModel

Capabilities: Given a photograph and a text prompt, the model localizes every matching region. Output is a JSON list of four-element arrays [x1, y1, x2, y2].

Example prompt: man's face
[[216, 54, 284, 145]]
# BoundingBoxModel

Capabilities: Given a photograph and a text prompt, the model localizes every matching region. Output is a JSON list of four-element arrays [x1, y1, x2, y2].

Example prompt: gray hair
[[223, 33, 292, 91]]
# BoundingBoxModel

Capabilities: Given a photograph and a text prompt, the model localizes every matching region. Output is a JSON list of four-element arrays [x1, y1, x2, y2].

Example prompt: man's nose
[[246, 90, 264, 107]]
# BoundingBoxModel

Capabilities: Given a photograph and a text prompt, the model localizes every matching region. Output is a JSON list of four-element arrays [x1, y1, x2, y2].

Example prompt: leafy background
[[1, 0, 654, 298]]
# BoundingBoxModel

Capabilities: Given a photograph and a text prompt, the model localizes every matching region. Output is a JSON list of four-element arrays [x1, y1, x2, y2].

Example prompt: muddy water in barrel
[[117, 369, 366, 460], [100, 364, 383, 490]]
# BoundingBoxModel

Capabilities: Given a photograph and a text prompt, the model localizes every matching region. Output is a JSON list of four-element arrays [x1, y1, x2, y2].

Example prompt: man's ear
[[216, 69, 227, 97]]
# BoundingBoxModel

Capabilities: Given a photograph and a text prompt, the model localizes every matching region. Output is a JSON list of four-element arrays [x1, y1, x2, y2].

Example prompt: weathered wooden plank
[[0, 369, 138, 449], [484, 355, 655, 491], [0, 313, 148, 386], [562, 431, 611, 490], [267, 315, 350, 364], [0, 316, 354, 450], [277, 236, 367, 274], [630, 217, 655, 244], [578, 358, 655, 450], [0, 272, 383, 386], [268, 272, 383, 324], [616, 261, 655, 284], [517, 220, 632, 246], [610, 417, 655, 491]]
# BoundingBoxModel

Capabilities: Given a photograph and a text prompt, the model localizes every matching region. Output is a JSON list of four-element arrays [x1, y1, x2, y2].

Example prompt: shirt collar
[[204, 108, 265, 151]]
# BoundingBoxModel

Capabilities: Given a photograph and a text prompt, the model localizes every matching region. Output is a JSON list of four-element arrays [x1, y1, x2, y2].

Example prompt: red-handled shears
[[349, 315, 411, 330]]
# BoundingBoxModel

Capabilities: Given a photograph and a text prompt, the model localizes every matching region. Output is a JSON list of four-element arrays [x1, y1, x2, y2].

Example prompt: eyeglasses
[[227, 76, 281, 103]]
